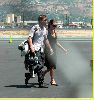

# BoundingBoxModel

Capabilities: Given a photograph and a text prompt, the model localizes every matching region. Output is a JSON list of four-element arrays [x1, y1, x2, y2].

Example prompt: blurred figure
[[44, 19, 68, 85]]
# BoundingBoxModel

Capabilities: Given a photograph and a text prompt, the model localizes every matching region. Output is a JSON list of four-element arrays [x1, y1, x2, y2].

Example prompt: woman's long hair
[[48, 19, 54, 28], [48, 19, 57, 37]]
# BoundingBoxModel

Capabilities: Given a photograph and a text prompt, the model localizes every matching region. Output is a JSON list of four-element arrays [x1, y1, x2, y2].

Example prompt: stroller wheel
[[37, 70, 44, 88], [25, 73, 31, 85], [24, 62, 28, 70], [39, 83, 43, 88], [25, 78, 28, 85]]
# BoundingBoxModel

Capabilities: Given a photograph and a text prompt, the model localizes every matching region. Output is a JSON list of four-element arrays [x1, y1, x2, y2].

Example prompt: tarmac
[[0, 34, 92, 41], [0, 29, 92, 98], [0, 40, 92, 98]]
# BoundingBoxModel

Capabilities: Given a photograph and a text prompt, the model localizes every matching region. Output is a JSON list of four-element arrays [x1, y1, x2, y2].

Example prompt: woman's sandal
[[50, 81, 58, 86]]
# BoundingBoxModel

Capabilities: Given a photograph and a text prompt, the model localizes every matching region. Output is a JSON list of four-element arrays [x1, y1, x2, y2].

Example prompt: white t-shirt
[[29, 24, 47, 51]]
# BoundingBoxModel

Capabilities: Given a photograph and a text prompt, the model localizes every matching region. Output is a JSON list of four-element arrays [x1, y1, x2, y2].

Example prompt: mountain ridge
[[0, 0, 92, 21]]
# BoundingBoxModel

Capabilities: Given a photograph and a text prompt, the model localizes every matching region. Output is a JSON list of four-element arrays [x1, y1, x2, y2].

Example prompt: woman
[[44, 19, 68, 85]]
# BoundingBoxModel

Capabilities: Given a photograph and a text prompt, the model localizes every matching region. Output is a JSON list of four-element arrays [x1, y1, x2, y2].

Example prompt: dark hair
[[48, 19, 57, 28], [38, 15, 47, 21]]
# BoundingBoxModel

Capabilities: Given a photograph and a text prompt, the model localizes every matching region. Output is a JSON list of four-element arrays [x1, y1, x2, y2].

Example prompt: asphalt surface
[[0, 40, 92, 98]]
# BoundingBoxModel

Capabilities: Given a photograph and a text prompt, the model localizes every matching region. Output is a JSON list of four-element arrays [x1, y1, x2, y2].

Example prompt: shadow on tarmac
[[4, 83, 49, 88]]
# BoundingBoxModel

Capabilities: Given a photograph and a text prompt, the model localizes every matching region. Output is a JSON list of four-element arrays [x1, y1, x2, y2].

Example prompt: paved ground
[[0, 40, 92, 98]]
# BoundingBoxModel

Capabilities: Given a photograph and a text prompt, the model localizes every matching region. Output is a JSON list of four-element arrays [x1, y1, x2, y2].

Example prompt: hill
[[0, 0, 92, 21]]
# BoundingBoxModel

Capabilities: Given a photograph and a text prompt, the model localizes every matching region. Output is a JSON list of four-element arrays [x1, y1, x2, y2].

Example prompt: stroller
[[18, 40, 45, 88]]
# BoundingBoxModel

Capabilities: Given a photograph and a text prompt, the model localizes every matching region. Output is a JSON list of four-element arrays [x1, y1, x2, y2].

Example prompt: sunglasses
[[52, 24, 57, 27]]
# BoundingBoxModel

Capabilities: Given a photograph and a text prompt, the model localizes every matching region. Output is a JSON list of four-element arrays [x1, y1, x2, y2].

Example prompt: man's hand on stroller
[[30, 46, 35, 53]]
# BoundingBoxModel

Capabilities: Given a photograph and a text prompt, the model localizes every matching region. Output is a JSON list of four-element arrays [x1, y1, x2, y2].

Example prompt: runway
[[0, 40, 92, 98]]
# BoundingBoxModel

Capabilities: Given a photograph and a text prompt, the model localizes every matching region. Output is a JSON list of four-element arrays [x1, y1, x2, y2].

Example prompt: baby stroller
[[18, 41, 45, 88]]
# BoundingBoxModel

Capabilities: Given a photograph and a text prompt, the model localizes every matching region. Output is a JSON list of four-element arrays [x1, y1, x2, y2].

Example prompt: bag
[[18, 40, 29, 56]]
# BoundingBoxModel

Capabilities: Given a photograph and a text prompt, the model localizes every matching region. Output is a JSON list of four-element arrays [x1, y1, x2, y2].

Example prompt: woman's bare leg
[[50, 66, 56, 84]]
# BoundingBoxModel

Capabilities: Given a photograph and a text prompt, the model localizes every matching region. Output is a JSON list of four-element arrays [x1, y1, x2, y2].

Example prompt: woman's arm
[[44, 36, 54, 55], [54, 30, 57, 38]]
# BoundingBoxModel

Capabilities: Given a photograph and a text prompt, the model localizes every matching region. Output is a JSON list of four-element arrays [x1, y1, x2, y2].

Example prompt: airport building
[[6, 14, 21, 24]]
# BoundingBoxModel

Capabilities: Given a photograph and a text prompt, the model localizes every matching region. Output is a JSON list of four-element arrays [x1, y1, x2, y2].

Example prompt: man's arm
[[28, 36, 35, 53], [28, 25, 36, 53]]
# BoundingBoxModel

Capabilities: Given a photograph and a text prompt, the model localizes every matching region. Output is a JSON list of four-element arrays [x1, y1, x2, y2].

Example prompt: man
[[28, 15, 53, 53], [27, 15, 53, 86]]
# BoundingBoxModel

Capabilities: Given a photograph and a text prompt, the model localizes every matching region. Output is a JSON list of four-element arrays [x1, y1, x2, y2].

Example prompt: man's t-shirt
[[29, 24, 47, 51]]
